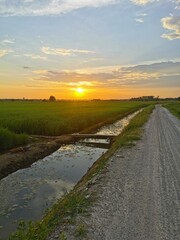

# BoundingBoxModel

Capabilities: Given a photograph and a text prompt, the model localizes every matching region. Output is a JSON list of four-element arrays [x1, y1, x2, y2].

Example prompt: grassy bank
[[9, 104, 154, 240], [0, 127, 28, 151], [163, 102, 180, 119]]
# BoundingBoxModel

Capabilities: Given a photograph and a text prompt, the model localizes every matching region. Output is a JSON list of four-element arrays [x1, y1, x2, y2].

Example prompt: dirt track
[[50, 106, 180, 239]]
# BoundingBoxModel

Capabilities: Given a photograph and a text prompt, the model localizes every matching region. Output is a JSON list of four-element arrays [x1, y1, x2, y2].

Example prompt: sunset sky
[[0, 0, 180, 99]]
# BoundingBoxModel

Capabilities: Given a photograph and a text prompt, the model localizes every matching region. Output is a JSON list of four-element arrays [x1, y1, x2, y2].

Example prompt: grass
[[0, 127, 28, 151], [74, 223, 87, 238], [163, 102, 180, 119], [0, 101, 149, 151], [9, 192, 91, 240], [59, 232, 67, 240], [0, 101, 147, 135], [9, 104, 155, 240]]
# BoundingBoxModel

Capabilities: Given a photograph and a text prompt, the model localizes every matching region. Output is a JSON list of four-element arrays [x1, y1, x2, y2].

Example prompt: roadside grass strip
[[163, 102, 180, 119]]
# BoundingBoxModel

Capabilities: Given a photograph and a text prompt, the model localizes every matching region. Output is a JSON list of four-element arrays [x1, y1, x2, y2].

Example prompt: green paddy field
[[0, 100, 149, 151]]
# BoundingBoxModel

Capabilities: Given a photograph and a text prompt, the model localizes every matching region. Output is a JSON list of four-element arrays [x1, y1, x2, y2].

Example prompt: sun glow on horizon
[[75, 87, 86, 97]]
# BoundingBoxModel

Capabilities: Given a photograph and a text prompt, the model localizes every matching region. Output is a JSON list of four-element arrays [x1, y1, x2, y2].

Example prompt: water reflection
[[96, 110, 139, 135], [0, 145, 105, 239]]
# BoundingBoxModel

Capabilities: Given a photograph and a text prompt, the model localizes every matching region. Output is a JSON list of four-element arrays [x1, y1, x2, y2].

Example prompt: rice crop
[[0, 100, 149, 150], [0, 101, 148, 136]]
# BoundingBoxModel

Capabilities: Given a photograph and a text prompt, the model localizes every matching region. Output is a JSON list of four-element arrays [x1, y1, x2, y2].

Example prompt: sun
[[75, 87, 85, 96]]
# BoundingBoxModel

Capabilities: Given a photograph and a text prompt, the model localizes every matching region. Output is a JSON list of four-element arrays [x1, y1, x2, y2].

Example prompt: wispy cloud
[[32, 61, 180, 88], [83, 58, 104, 63], [173, 0, 180, 10], [137, 13, 148, 17], [24, 53, 47, 60], [135, 18, 144, 23], [135, 12, 147, 23], [131, 0, 158, 5], [0, 0, 120, 17], [0, 49, 14, 57], [32, 69, 49, 74], [41, 47, 95, 56], [161, 16, 180, 40], [1, 39, 15, 45], [0, 0, 163, 17]]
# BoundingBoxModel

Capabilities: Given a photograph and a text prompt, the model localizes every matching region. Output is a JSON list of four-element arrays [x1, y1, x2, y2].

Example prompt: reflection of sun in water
[[75, 87, 85, 97]]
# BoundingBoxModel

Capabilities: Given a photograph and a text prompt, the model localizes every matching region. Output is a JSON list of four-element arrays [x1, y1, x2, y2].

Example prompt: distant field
[[0, 101, 150, 151], [164, 102, 180, 119]]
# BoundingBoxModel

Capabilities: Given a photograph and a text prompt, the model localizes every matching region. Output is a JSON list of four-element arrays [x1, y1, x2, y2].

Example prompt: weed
[[74, 223, 87, 238], [59, 232, 67, 240]]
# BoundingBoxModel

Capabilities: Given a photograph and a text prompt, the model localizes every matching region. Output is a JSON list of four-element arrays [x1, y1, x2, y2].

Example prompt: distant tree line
[[130, 96, 180, 101], [0, 96, 179, 102]]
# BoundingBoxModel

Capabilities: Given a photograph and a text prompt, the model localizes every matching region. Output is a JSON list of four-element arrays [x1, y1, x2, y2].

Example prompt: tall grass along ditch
[[0, 128, 28, 151]]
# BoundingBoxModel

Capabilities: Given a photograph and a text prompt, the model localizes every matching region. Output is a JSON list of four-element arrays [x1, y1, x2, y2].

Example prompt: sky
[[0, 0, 180, 99]]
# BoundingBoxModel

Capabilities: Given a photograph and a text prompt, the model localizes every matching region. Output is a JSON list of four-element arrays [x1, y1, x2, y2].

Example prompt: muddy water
[[0, 110, 141, 239]]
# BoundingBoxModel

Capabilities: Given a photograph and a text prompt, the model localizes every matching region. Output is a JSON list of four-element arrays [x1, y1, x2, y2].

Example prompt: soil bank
[[0, 135, 74, 180]]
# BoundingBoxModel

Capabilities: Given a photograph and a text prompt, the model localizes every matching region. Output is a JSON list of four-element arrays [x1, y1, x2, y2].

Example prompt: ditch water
[[0, 110, 141, 239]]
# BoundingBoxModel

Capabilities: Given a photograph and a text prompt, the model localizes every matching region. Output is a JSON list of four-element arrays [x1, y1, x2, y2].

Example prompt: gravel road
[[49, 106, 180, 240]]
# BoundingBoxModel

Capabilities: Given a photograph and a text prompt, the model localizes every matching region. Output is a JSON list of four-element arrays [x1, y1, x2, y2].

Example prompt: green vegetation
[[0, 101, 147, 136], [0, 127, 28, 151], [0, 101, 148, 151], [9, 192, 91, 240], [164, 102, 180, 119], [9, 104, 154, 240], [59, 232, 67, 240], [74, 223, 87, 238]]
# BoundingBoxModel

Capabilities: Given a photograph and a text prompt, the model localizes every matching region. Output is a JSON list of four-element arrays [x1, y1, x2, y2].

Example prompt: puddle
[[0, 109, 141, 239]]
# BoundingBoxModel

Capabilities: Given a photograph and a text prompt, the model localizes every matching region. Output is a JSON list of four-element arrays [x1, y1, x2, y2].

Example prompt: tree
[[49, 95, 56, 102]]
